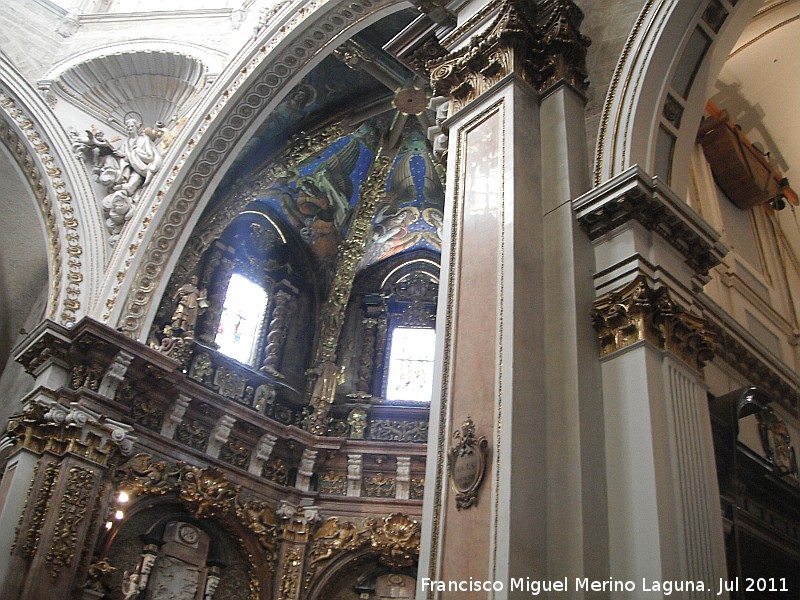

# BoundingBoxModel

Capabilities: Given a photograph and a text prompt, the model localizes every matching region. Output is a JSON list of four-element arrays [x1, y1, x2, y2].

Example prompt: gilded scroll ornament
[[448, 416, 489, 510], [85, 557, 117, 593], [591, 276, 715, 370], [235, 498, 279, 564], [302, 146, 395, 434], [305, 513, 420, 588], [278, 546, 304, 600], [16, 462, 58, 558], [46, 466, 95, 577], [367, 513, 421, 569], [115, 454, 279, 564]]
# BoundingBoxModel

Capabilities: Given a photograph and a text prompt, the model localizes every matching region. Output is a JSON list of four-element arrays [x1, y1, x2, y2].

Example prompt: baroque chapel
[[0, 0, 798, 598]]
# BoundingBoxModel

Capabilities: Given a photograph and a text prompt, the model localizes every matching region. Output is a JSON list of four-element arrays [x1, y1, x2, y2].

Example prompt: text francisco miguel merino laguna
[[421, 577, 790, 595]]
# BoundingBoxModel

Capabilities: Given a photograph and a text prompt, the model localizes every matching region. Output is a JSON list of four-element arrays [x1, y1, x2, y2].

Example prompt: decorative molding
[[45, 466, 95, 578], [0, 92, 84, 325], [574, 166, 727, 276], [591, 276, 716, 370], [302, 147, 395, 434]]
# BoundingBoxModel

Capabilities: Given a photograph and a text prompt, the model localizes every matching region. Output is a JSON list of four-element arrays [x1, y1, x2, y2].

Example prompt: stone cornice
[[699, 295, 800, 419], [574, 166, 728, 276]]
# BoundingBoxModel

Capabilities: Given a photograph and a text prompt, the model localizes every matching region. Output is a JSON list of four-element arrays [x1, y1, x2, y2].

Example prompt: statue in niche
[[170, 276, 208, 336], [69, 112, 164, 245]]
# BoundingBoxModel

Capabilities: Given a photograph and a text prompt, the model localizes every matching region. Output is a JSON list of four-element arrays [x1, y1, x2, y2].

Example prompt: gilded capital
[[427, 0, 589, 113], [591, 277, 716, 371]]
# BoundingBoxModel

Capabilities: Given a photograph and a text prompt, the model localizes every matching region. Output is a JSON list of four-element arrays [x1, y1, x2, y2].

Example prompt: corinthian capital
[[591, 277, 716, 371]]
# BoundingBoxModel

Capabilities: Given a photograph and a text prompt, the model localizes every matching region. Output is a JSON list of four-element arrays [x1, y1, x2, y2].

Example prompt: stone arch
[[100, 496, 269, 600], [593, 0, 762, 194], [111, 0, 408, 340], [0, 55, 103, 332], [306, 547, 415, 600]]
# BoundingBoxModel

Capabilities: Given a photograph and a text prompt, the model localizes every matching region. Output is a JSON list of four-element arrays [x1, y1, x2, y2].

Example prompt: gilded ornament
[[235, 497, 279, 564], [16, 462, 58, 559], [363, 472, 396, 498], [263, 458, 289, 485], [448, 416, 489, 510], [278, 546, 303, 600], [45, 466, 95, 577], [367, 513, 421, 569], [308, 518, 367, 566], [368, 419, 428, 443], [591, 276, 716, 370], [318, 473, 347, 496], [85, 558, 116, 593], [220, 438, 251, 468], [303, 148, 395, 434], [175, 419, 210, 451]]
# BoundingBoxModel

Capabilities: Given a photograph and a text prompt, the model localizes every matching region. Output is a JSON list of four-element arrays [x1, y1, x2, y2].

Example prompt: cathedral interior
[[0, 0, 798, 598]]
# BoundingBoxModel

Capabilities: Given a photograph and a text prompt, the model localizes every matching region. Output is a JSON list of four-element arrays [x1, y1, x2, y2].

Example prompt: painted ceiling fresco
[[253, 119, 444, 271], [201, 7, 444, 276]]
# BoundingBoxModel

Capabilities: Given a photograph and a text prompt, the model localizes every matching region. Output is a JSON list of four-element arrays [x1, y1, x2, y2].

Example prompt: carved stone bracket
[[591, 276, 716, 371], [574, 166, 727, 277]]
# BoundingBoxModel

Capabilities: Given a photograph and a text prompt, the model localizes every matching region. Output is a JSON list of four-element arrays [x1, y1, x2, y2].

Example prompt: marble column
[[417, 1, 550, 595]]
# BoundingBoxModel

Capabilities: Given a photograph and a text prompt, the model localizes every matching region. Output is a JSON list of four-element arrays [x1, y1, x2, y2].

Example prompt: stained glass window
[[385, 326, 436, 402], [215, 274, 268, 365]]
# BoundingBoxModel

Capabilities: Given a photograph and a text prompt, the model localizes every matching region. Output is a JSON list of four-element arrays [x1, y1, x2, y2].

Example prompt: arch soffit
[[593, 0, 762, 191], [112, 0, 408, 340], [0, 54, 105, 326]]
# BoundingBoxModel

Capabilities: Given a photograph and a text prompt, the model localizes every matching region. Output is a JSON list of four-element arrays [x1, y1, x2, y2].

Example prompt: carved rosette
[[591, 277, 716, 370], [427, 0, 589, 114]]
